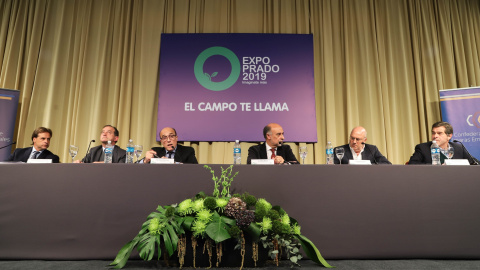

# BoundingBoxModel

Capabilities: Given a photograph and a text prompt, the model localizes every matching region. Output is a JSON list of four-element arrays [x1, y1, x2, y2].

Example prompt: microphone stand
[[0, 141, 16, 150], [81, 139, 95, 162], [453, 140, 479, 165], [362, 142, 378, 164]]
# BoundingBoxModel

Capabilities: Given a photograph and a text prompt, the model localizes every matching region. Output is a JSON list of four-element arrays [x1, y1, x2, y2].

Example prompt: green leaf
[[294, 234, 334, 268], [290, 256, 298, 263], [110, 237, 140, 269], [138, 233, 158, 261], [212, 72, 218, 77], [155, 234, 162, 260], [205, 220, 231, 243], [167, 224, 179, 247], [163, 229, 174, 257], [245, 223, 261, 241], [220, 215, 236, 226], [182, 216, 195, 230]]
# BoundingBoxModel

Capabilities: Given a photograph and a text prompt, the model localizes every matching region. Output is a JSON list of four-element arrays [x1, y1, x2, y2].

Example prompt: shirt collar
[[32, 146, 43, 153], [349, 145, 364, 159]]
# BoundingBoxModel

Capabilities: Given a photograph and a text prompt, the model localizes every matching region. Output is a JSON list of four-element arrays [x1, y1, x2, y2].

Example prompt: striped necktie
[[30, 151, 40, 159]]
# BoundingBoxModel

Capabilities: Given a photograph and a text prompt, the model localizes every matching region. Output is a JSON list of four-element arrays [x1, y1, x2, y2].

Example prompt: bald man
[[247, 123, 299, 164], [333, 126, 391, 165], [143, 127, 198, 164]]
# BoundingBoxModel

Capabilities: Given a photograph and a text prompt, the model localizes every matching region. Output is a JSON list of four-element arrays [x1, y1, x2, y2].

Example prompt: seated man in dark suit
[[408, 121, 478, 165], [247, 123, 298, 164], [6, 127, 60, 163], [76, 125, 126, 163], [143, 127, 198, 164], [334, 126, 391, 165]]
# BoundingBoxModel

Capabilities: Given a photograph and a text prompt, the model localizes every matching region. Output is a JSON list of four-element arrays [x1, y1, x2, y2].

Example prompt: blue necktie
[[167, 151, 174, 158]]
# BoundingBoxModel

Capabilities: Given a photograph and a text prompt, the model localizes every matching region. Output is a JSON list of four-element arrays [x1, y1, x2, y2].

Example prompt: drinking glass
[[445, 146, 454, 160], [335, 148, 345, 165], [299, 146, 307, 164], [134, 145, 143, 162], [69, 145, 79, 163]]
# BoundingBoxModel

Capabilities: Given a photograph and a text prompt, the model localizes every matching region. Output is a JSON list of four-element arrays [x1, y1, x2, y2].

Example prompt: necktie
[[167, 151, 174, 158], [270, 148, 276, 159], [30, 151, 39, 159]]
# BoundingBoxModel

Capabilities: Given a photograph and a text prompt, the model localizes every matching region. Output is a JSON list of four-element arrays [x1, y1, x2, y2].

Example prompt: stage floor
[[1, 259, 480, 270]]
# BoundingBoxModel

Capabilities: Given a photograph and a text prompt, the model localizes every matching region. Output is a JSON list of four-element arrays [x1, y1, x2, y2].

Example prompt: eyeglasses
[[161, 134, 177, 141], [350, 137, 364, 142]]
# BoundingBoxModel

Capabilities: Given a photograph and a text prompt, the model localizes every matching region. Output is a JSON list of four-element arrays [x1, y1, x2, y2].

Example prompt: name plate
[[251, 159, 274, 165], [151, 158, 175, 164], [27, 159, 52, 163], [444, 159, 470, 165], [349, 160, 372, 165]]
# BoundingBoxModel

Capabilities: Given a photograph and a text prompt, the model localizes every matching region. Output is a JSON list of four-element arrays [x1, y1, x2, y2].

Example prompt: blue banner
[[0, 89, 20, 161], [440, 87, 480, 160]]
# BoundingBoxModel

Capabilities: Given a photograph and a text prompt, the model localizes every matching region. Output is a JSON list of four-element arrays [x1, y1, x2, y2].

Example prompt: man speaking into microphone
[[334, 126, 391, 165], [247, 123, 298, 164]]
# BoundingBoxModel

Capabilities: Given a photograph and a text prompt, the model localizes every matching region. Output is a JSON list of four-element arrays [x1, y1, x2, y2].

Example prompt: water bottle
[[326, 141, 334, 164], [233, 140, 241, 164], [431, 140, 441, 165], [104, 140, 113, 163], [126, 139, 135, 163]]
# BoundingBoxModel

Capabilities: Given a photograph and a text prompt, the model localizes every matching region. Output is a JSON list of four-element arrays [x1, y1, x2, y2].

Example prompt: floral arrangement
[[110, 165, 333, 269]]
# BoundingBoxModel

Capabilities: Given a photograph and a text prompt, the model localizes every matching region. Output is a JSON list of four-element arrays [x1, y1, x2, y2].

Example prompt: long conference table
[[1, 163, 479, 260]]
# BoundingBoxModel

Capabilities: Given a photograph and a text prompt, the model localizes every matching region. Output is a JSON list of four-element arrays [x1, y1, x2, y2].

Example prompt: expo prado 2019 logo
[[194, 47, 241, 91], [194, 46, 280, 91]]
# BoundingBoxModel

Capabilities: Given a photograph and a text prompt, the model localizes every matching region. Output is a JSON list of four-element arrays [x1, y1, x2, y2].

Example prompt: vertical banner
[[157, 34, 316, 142], [440, 87, 480, 159], [0, 89, 20, 161]]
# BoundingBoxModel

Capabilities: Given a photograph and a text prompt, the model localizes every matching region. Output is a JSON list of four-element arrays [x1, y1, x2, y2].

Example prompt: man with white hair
[[333, 126, 391, 165]]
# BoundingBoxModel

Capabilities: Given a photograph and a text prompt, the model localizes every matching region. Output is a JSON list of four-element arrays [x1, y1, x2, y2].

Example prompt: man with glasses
[[143, 127, 198, 164], [333, 126, 391, 164], [76, 125, 126, 163]]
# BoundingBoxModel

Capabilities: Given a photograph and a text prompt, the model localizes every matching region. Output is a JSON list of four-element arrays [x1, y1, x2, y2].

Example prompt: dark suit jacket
[[151, 144, 198, 164], [408, 141, 475, 165], [247, 143, 299, 164], [81, 145, 126, 163], [6, 147, 60, 163], [333, 144, 391, 165]]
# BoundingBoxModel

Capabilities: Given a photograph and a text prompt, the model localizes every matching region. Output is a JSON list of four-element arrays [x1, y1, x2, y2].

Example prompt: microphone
[[0, 141, 16, 150], [362, 142, 377, 164], [453, 140, 479, 165]]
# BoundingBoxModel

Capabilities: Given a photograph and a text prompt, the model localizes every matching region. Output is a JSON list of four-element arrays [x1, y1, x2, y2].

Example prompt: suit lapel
[[22, 148, 33, 162], [344, 145, 353, 162], [174, 146, 182, 162], [94, 147, 104, 162], [259, 143, 268, 159], [361, 145, 370, 160], [112, 145, 117, 162], [276, 146, 285, 159]]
